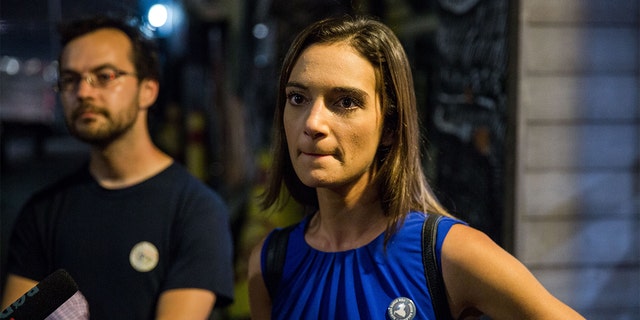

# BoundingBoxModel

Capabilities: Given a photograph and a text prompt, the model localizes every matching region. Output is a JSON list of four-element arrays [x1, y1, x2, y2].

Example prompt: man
[[2, 16, 234, 319]]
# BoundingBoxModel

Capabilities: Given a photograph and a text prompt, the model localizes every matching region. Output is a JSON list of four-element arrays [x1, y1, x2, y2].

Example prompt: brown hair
[[262, 15, 451, 242]]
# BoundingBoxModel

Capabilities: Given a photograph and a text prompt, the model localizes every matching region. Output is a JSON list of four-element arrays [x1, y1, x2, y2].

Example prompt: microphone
[[0, 269, 82, 319]]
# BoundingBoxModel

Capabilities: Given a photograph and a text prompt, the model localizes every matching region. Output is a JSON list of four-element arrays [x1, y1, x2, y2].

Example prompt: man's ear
[[138, 79, 159, 110]]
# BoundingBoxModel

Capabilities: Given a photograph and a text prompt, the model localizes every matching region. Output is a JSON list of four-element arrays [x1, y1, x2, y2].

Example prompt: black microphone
[[0, 269, 80, 319]]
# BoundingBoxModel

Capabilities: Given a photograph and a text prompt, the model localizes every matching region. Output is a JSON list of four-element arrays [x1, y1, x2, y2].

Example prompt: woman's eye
[[337, 96, 360, 109], [287, 92, 306, 105]]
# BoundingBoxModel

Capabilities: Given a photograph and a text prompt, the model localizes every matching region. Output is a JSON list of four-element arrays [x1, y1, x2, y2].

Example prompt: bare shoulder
[[441, 223, 505, 268], [248, 236, 271, 320], [248, 236, 266, 279], [440, 224, 585, 319]]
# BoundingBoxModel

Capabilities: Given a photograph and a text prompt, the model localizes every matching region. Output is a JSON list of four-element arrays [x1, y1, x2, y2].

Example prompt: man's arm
[[1, 274, 39, 309], [155, 288, 216, 320]]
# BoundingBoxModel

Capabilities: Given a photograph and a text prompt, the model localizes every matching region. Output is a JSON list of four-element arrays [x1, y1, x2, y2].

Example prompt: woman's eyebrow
[[287, 81, 369, 97], [332, 87, 369, 99], [285, 81, 308, 90]]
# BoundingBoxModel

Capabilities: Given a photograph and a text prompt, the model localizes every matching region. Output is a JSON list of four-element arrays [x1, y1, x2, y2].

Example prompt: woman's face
[[283, 42, 386, 196]]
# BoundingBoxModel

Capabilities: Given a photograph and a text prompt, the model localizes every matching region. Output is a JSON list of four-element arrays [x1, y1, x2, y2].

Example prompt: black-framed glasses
[[55, 68, 137, 92]]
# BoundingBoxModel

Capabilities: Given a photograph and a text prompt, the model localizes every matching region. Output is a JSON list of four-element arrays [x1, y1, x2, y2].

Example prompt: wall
[[515, 0, 639, 318]]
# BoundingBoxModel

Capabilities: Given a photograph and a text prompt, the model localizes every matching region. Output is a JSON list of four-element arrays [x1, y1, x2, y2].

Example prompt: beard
[[65, 102, 139, 147]]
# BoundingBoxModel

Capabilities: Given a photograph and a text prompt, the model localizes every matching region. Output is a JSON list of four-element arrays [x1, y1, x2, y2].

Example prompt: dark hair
[[261, 15, 451, 241], [58, 15, 160, 82]]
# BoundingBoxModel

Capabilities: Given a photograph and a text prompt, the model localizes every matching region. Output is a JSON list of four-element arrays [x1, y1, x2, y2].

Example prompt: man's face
[[58, 28, 144, 146]]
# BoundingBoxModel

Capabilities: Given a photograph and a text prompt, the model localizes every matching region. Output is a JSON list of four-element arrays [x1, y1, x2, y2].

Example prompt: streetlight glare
[[148, 4, 168, 28]]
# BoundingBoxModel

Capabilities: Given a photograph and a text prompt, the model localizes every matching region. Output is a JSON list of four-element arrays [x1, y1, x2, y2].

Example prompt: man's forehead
[[60, 29, 133, 69]]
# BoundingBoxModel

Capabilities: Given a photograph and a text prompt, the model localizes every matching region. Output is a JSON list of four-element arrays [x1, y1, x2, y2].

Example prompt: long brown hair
[[262, 15, 451, 242]]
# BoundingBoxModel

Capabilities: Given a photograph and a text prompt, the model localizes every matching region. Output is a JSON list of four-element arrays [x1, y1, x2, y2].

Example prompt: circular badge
[[129, 241, 159, 272], [387, 297, 416, 320]]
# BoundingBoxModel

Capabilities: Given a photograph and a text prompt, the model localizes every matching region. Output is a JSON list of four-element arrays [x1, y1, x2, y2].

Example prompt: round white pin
[[129, 241, 159, 272], [387, 297, 416, 320]]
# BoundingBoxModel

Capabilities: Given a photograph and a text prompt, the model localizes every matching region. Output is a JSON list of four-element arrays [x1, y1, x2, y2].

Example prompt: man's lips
[[73, 107, 105, 120], [74, 112, 101, 122], [78, 110, 99, 116]]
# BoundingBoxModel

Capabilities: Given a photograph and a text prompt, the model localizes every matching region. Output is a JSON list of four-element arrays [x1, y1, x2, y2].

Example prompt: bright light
[[1, 57, 20, 75], [148, 4, 168, 28], [252, 23, 269, 39]]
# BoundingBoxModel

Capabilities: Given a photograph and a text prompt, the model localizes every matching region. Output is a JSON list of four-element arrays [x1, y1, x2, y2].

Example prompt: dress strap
[[422, 214, 453, 320], [264, 224, 296, 299]]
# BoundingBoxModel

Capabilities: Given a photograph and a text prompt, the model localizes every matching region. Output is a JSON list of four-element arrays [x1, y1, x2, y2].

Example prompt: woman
[[248, 15, 584, 319]]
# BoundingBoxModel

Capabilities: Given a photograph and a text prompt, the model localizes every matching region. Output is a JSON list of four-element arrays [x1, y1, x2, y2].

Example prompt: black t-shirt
[[7, 162, 234, 319]]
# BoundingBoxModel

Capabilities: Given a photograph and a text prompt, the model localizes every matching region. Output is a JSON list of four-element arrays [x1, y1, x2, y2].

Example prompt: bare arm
[[441, 224, 585, 319], [1, 274, 39, 309], [248, 237, 271, 320], [3, 276, 215, 319], [155, 288, 215, 320]]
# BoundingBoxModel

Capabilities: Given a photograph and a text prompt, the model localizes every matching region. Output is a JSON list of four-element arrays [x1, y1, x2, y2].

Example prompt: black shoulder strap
[[422, 214, 453, 320], [264, 224, 296, 299]]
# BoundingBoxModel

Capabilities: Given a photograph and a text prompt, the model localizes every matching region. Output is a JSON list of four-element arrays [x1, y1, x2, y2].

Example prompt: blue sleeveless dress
[[261, 211, 462, 319]]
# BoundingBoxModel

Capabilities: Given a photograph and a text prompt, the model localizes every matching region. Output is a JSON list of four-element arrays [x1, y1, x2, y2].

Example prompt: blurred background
[[1, 0, 638, 318]]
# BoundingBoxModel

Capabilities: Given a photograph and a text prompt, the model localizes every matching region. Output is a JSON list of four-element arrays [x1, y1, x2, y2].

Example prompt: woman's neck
[[306, 186, 388, 252]]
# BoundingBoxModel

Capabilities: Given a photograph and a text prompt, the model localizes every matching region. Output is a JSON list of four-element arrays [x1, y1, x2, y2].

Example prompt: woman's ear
[[380, 104, 396, 147], [381, 126, 394, 147], [138, 79, 159, 110]]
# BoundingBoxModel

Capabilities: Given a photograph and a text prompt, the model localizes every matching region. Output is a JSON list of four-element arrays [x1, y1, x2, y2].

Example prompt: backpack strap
[[422, 214, 453, 320], [263, 224, 296, 299]]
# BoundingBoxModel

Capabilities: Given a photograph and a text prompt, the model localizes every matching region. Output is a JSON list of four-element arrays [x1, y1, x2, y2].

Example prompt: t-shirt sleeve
[[161, 184, 235, 307], [6, 197, 52, 281]]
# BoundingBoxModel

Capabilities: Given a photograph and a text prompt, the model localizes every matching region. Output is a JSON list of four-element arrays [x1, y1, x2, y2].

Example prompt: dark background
[[0, 0, 510, 318]]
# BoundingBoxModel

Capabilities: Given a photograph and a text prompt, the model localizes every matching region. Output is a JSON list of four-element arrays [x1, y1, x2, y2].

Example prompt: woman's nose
[[303, 100, 328, 139]]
